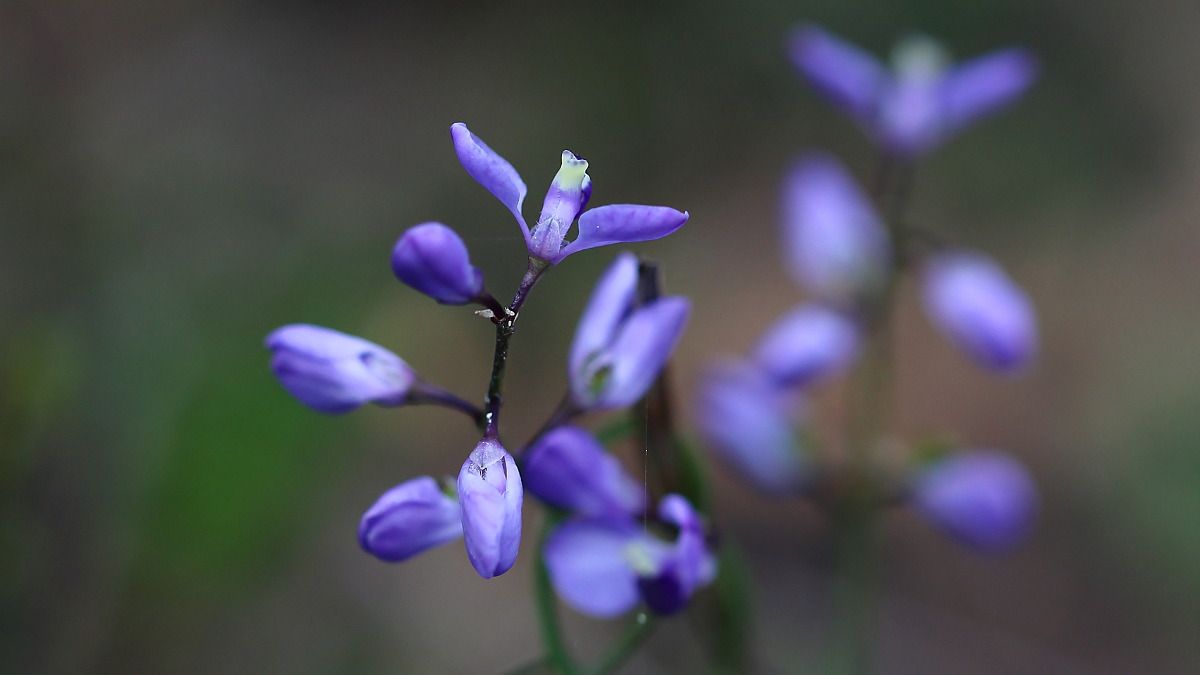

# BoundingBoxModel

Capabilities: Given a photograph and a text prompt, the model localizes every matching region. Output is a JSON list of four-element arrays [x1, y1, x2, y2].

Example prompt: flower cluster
[[265, 124, 714, 617], [698, 27, 1039, 553]]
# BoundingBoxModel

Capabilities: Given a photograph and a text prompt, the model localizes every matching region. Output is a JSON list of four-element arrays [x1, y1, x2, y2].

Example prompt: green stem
[[587, 614, 655, 675], [535, 514, 577, 675]]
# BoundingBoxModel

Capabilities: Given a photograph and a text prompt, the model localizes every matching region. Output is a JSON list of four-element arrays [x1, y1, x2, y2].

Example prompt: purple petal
[[543, 517, 645, 618], [914, 450, 1037, 553], [575, 297, 691, 410], [696, 362, 807, 495], [568, 253, 639, 390], [877, 78, 945, 156], [391, 222, 484, 305], [265, 324, 415, 414], [359, 476, 462, 562], [639, 494, 716, 615], [943, 48, 1038, 132], [450, 123, 530, 238], [787, 25, 888, 123], [523, 426, 646, 518], [782, 154, 891, 304], [754, 304, 860, 387], [529, 150, 592, 262], [458, 439, 523, 578], [558, 204, 689, 262], [922, 252, 1037, 372]]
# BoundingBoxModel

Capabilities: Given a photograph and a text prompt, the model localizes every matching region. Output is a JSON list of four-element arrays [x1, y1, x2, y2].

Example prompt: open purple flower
[[451, 123, 689, 264], [458, 438, 524, 578], [783, 154, 891, 305], [921, 251, 1037, 372], [569, 253, 691, 410], [788, 25, 1037, 157], [543, 494, 715, 618], [266, 324, 415, 414], [359, 476, 462, 562], [913, 450, 1037, 553], [754, 304, 860, 387], [523, 426, 646, 518], [391, 222, 485, 305]]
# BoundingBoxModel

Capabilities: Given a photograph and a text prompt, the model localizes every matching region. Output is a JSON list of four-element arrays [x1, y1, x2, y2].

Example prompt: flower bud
[[457, 439, 523, 578], [359, 476, 462, 562], [913, 450, 1037, 553], [753, 304, 860, 387], [523, 426, 645, 518], [391, 222, 484, 305], [266, 324, 414, 414]]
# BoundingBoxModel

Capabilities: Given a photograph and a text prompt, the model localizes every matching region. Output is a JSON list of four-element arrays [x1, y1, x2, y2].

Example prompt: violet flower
[[391, 222, 485, 305], [569, 253, 690, 410], [543, 494, 715, 618], [782, 154, 891, 305], [921, 251, 1037, 372], [451, 123, 689, 264], [266, 324, 415, 414], [788, 25, 1038, 157], [754, 304, 860, 387], [523, 425, 646, 518], [458, 438, 524, 578], [913, 450, 1037, 553], [359, 476, 463, 562]]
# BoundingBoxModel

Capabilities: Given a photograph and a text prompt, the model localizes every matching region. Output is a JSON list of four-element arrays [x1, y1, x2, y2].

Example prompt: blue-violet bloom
[[458, 438, 523, 578], [754, 304, 860, 387], [523, 425, 646, 518], [266, 324, 415, 414], [913, 450, 1037, 553], [569, 253, 691, 410], [788, 25, 1038, 156], [391, 222, 484, 305], [922, 251, 1037, 372], [451, 122, 689, 264], [359, 476, 463, 562]]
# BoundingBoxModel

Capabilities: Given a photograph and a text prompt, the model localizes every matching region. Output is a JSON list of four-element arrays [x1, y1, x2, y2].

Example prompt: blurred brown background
[[2, 0, 1197, 673]]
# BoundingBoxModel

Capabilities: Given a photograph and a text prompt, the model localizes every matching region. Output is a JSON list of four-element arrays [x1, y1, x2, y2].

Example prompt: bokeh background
[[2, 0, 1197, 673]]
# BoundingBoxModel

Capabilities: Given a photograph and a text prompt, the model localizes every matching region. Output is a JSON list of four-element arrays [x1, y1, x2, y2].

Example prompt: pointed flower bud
[[523, 425, 646, 518], [457, 438, 523, 578], [569, 253, 690, 410], [266, 324, 415, 414], [922, 251, 1037, 372], [913, 450, 1037, 553], [359, 476, 462, 562], [391, 222, 484, 305], [754, 304, 860, 387], [782, 154, 891, 306]]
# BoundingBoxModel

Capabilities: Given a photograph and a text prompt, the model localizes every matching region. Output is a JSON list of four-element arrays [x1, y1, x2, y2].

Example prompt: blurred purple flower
[[458, 438, 524, 578], [913, 450, 1037, 553], [922, 251, 1037, 372], [523, 425, 646, 518], [266, 324, 415, 414], [783, 154, 891, 305], [359, 476, 463, 562], [754, 304, 860, 387], [696, 362, 808, 495], [391, 222, 484, 305], [451, 123, 689, 264], [543, 494, 716, 618], [788, 26, 1037, 156], [569, 253, 690, 410]]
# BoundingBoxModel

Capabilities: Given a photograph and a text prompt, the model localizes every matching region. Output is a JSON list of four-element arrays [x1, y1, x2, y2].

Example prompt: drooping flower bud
[[457, 438, 523, 578], [921, 251, 1037, 372], [753, 304, 860, 387], [265, 324, 415, 414], [913, 450, 1037, 553], [359, 476, 462, 562], [391, 222, 484, 305], [523, 425, 645, 518]]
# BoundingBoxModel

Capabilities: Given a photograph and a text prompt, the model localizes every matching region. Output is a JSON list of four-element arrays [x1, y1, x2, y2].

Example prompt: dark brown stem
[[407, 381, 485, 429], [482, 257, 550, 439]]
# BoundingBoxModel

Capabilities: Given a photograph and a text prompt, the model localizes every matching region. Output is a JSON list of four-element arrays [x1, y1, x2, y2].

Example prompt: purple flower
[[450, 123, 689, 264], [783, 154, 891, 305], [391, 222, 484, 305], [754, 304, 860, 387], [359, 476, 463, 562], [913, 450, 1037, 553], [569, 253, 691, 410], [921, 251, 1037, 372], [788, 26, 1037, 156], [458, 438, 523, 578], [543, 494, 715, 618], [266, 324, 415, 414], [523, 425, 646, 518], [696, 363, 808, 495]]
